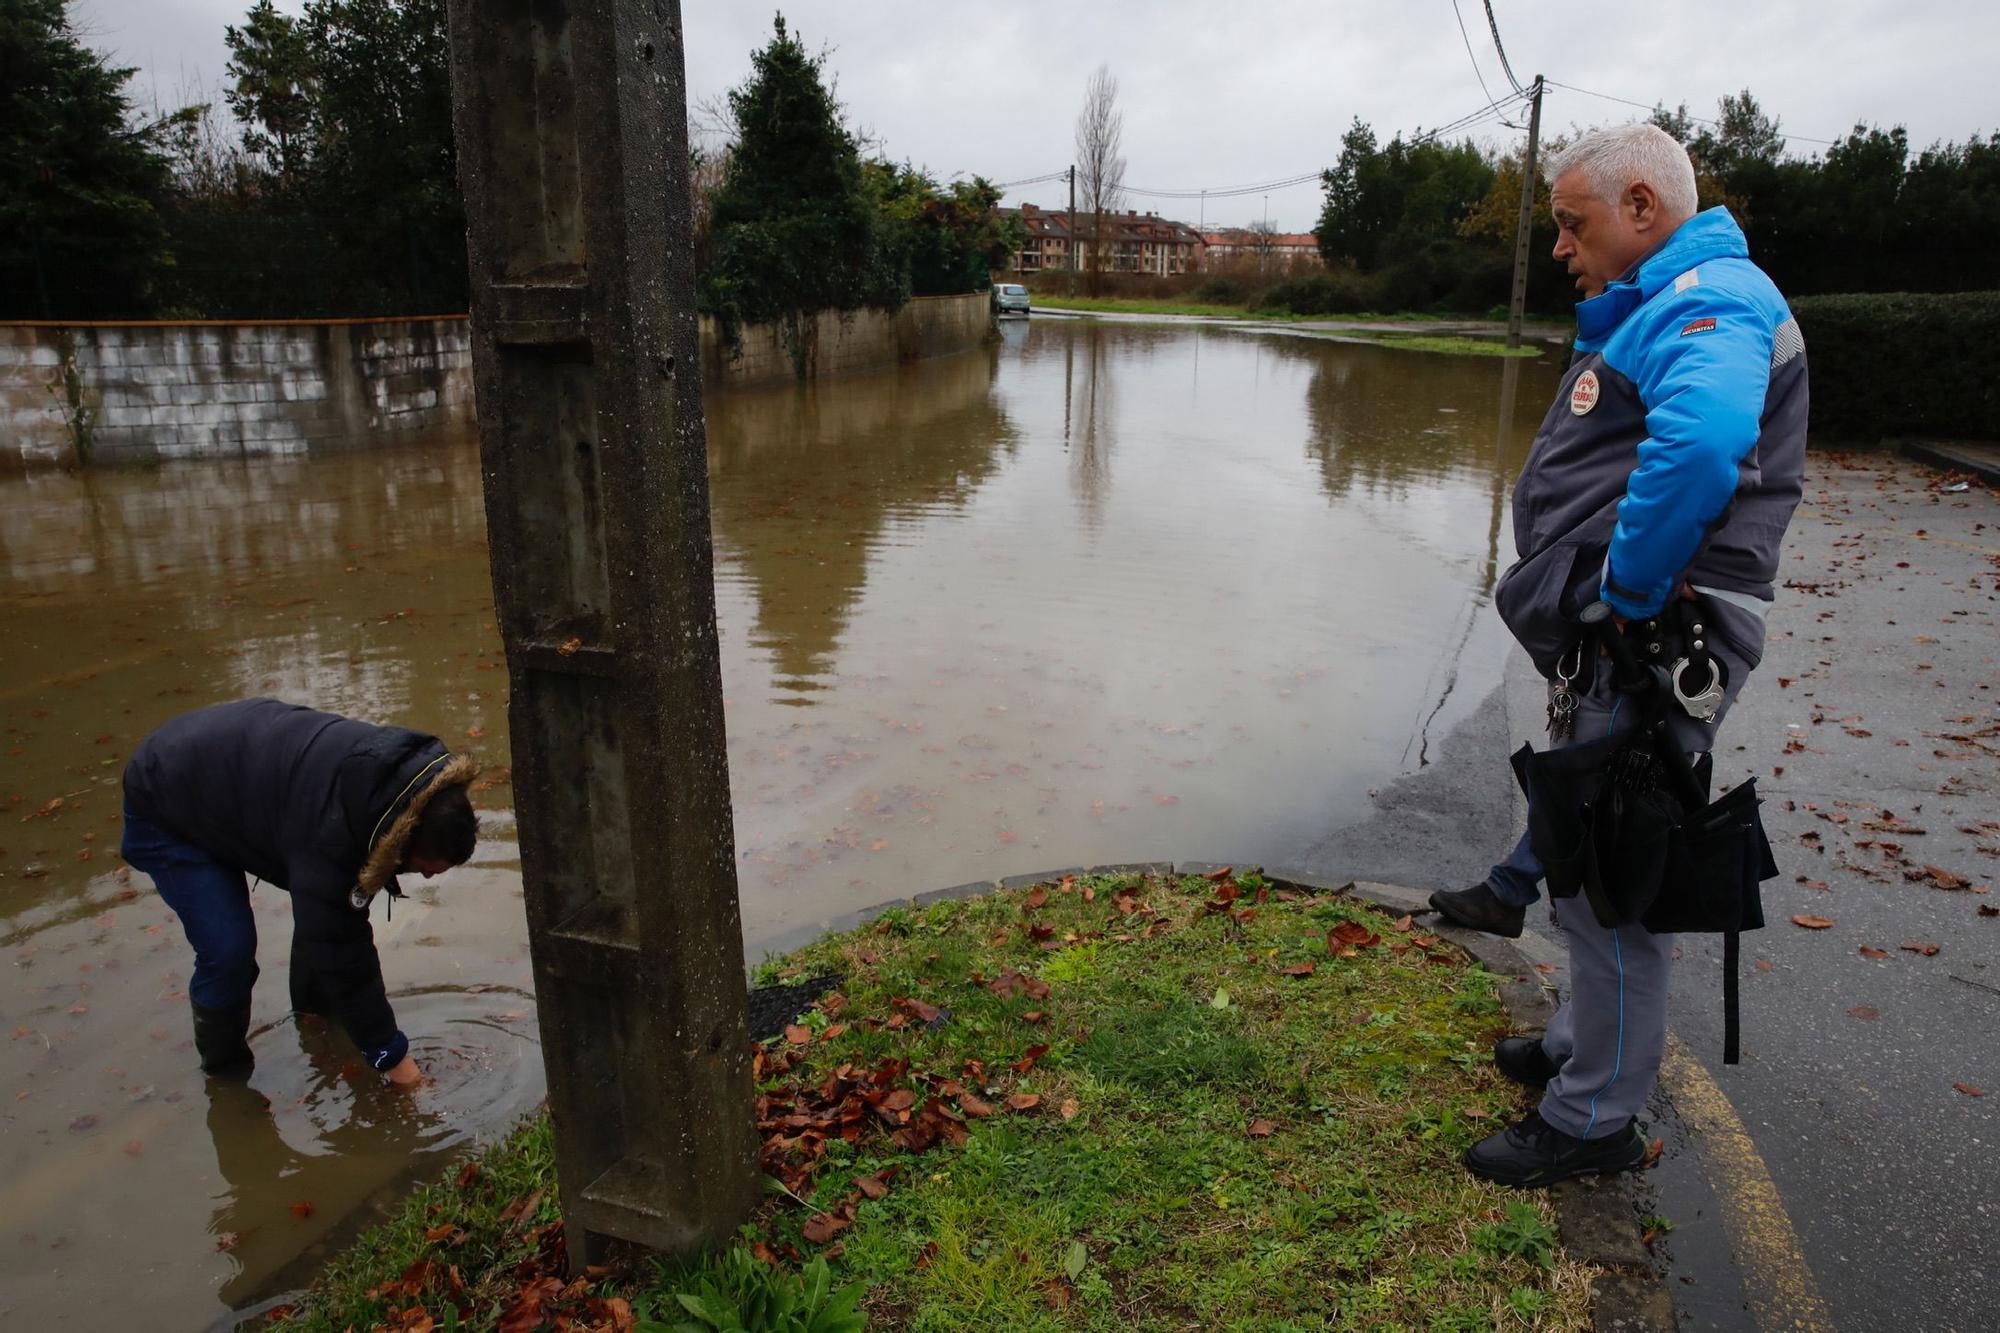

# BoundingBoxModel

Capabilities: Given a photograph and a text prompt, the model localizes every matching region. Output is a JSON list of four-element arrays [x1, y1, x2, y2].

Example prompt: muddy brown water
[[0, 319, 1562, 1326]]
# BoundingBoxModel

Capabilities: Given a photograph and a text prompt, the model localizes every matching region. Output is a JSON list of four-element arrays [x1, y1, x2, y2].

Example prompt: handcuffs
[[1548, 597, 1726, 742]]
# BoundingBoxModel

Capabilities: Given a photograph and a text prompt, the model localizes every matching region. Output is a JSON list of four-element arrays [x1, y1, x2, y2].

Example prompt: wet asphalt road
[[1302, 449, 1999, 1332]]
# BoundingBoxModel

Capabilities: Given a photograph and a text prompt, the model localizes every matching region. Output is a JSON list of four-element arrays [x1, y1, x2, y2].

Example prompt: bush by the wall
[[1191, 275, 1263, 306], [1791, 292, 2000, 443], [1261, 269, 1381, 316]]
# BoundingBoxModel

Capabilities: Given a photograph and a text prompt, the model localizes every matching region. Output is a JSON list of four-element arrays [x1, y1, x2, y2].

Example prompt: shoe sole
[[1461, 1145, 1647, 1189]]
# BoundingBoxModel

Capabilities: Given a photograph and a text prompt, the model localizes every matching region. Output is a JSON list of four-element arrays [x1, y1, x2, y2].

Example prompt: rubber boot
[[190, 998, 255, 1077]]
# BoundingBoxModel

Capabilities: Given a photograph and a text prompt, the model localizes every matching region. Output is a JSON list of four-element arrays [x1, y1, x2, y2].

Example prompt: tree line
[[1309, 91, 2000, 315], [1, 3, 1021, 322]]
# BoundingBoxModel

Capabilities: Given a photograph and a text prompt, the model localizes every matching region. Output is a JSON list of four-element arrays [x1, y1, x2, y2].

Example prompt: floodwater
[[0, 318, 1562, 1326]]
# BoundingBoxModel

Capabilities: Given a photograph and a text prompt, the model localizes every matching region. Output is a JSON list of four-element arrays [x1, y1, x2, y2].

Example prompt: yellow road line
[[1660, 1034, 1836, 1331]]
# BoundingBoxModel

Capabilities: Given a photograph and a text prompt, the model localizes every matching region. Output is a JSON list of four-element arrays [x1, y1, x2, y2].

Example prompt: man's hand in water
[[385, 1054, 423, 1087]]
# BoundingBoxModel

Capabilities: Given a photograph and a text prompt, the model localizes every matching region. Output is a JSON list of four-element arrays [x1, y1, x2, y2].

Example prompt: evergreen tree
[[298, 0, 464, 313], [0, 0, 175, 317], [224, 0, 315, 183], [701, 14, 901, 328]]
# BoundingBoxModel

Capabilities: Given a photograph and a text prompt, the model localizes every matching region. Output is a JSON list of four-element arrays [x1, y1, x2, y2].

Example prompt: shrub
[[1261, 269, 1380, 316], [1790, 291, 2000, 443], [1191, 275, 1260, 306]]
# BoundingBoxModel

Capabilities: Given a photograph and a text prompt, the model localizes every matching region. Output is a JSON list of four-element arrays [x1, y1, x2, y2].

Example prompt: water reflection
[[0, 319, 1565, 1327], [706, 347, 1019, 700]]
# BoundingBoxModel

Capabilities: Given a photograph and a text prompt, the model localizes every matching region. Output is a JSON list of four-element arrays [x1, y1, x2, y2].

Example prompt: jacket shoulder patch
[[1680, 316, 1717, 337], [1673, 268, 1701, 293], [1771, 316, 1804, 368]]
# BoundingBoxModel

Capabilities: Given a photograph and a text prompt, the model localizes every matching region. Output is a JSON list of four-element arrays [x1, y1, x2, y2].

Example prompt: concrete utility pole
[[1506, 75, 1546, 349], [1067, 164, 1077, 277], [443, 0, 758, 1266]]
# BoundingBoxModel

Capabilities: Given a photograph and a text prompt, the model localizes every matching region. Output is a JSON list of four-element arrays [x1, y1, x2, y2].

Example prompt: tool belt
[[1514, 599, 1778, 1065]]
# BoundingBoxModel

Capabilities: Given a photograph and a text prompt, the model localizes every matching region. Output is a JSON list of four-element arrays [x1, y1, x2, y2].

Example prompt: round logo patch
[[1570, 369, 1601, 416]]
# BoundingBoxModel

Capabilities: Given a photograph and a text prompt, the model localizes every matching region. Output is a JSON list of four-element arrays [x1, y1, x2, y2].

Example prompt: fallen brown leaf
[[1846, 1005, 1880, 1020], [1900, 941, 1941, 956], [1791, 914, 1835, 930], [1858, 946, 1890, 959], [1005, 1093, 1041, 1112], [801, 1211, 850, 1245], [1246, 1119, 1276, 1138], [1953, 1082, 1985, 1097]]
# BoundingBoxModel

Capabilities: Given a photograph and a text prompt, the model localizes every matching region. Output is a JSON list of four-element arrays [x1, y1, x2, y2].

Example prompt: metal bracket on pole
[[444, 0, 758, 1266]]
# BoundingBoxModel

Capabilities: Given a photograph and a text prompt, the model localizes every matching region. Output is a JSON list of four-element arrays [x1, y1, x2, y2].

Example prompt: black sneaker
[[1463, 1111, 1646, 1188], [1494, 1036, 1561, 1088], [1428, 881, 1526, 938]]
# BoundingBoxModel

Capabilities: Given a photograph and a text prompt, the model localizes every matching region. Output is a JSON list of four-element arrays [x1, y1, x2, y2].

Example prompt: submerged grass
[[1025, 294, 1324, 320], [273, 873, 1593, 1331], [1335, 332, 1545, 358]]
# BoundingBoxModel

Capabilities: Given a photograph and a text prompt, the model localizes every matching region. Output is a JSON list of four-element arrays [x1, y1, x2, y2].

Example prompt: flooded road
[[0, 319, 1562, 1325]]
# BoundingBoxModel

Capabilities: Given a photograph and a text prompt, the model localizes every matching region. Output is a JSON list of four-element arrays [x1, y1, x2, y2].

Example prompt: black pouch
[[1643, 776, 1775, 935], [1511, 736, 1681, 926]]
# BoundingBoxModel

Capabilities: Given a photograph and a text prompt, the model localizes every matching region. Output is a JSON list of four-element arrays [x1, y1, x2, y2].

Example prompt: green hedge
[[1791, 291, 2000, 443]]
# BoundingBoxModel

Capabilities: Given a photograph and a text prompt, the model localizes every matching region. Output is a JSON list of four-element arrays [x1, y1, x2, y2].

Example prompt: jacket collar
[[1573, 207, 1749, 348]]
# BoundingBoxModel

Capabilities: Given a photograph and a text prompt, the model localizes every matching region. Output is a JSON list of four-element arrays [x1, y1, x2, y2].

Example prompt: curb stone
[[764, 860, 1672, 1331], [1893, 436, 2000, 488]]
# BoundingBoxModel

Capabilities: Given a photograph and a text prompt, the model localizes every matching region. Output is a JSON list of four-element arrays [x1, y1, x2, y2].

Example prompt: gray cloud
[[75, 0, 1998, 232]]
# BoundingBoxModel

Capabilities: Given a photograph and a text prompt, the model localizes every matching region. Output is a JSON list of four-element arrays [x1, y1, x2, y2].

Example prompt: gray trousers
[[1535, 632, 1753, 1140]]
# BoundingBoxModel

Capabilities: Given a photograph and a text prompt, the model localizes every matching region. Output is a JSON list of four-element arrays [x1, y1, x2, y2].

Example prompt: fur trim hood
[[353, 752, 480, 904]]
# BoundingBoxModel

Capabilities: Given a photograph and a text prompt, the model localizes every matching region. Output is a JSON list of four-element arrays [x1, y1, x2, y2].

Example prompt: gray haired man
[[1464, 124, 1808, 1186]]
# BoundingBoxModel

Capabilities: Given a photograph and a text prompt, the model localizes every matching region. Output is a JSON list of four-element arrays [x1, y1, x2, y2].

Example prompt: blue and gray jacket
[[1495, 207, 1808, 678]]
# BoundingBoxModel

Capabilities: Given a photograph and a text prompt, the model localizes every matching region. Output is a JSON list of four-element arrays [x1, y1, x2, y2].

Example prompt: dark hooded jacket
[[123, 699, 477, 1069]]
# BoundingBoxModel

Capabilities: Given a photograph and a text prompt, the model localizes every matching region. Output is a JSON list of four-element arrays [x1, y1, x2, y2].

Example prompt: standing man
[[1464, 124, 1807, 1186], [122, 699, 480, 1083]]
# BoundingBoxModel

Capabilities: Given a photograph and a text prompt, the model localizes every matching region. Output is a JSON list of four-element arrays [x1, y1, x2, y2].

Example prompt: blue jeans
[[1487, 827, 1545, 908], [120, 805, 260, 1008]]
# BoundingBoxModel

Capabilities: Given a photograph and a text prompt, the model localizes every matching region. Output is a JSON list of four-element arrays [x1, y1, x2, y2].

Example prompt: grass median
[[272, 871, 1592, 1331]]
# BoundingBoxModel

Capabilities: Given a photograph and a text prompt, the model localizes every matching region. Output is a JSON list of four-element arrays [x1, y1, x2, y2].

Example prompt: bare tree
[[1073, 65, 1126, 290], [1248, 218, 1280, 274]]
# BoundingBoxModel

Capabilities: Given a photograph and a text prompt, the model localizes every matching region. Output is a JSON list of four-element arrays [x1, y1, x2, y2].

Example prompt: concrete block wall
[[0, 318, 476, 466], [699, 292, 994, 390], [2, 293, 991, 465]]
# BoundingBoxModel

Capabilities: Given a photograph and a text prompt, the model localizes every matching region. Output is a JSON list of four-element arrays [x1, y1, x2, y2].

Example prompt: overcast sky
[[74, 0, 1998, 233]]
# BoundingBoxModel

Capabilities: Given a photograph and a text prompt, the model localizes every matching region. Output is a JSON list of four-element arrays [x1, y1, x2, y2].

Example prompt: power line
[[997, 88, 1532, 212], [991, 168, 1069, 190], [1410, 87, 1533, 145], [1542, 79, 1841, 146], [1450, 0, 1521, 129], [1122, 171, 1323, 200], [1482, 0, 1526, 96]]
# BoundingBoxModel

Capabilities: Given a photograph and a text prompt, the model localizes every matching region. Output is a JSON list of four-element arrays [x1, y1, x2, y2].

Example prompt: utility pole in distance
[[1506, 75, 1545, 349], [443, 0, 759, 1267], [1067, 164, 1077, 283]]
